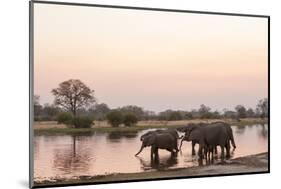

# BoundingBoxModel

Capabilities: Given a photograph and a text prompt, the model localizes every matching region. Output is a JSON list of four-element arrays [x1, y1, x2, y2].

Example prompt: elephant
[[178, 123, 209, 155], [178, 122, 236, 157], [183, 122, 233, 160], [140, 129, 182, 152], [213, 121, 236, 149], [135, 131, 178, 160]]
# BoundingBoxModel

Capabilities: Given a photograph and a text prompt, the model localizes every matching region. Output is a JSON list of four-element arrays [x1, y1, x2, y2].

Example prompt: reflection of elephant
[[140, 129, 182, 152], [183, 122, 234, 160], [136, 154, 177, 170], [135, 131, 178, 160]]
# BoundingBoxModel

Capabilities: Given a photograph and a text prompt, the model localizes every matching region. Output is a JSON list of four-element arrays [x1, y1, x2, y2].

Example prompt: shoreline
[[34, 118, 268, 135], [34, 152, 268, 187]]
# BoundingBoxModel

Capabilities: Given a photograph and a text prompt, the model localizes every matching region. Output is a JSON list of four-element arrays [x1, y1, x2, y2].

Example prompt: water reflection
[[52, 135, 93, 176], [106, 131, 138, 141], [235, 125, 246, 134], [136, 154, 178, 171], [258, 124, 268, 139], [34, 124, 268, 180]]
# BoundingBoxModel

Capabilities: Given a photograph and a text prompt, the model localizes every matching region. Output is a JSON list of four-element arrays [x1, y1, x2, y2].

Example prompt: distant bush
[[200, 112, 213, 119], [57, 112, 73, 125], [106, 110, 123, 127], [72, 116, 93, 128], [123, 113, 138, 127], [168, 111, 183, 121], [185, 112, 193, 120]]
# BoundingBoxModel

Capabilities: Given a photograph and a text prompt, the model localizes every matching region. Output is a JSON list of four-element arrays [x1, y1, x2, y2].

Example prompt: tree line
[[34, 79, 268, 128]]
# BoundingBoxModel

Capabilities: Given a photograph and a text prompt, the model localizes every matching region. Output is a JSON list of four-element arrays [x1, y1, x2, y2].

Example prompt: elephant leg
[[226, 141, 231, 159], [155, 147, 159, 159], [150, 147, 154, 160], [198, 144, 204, 159], [169, 149, 175, 156], [220, 145, 225, 160], [175, 140, 179, 152], [214, 146, 218, 154], [198, 158, 203, 166], [191, 141, 196, 155], [166, 148, 175, 156], [204, 147, 208, 160], [207, 147, 210, 160]]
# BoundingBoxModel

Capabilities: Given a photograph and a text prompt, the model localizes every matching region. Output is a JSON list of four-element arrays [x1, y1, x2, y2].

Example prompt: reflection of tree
[[136, 154, 178, 171], [235, 125, 246, 135], [106, 131, 138, 141], [33, 136, 40, 161], [52, 135, 92, 174], [258, 124, 268, 139]]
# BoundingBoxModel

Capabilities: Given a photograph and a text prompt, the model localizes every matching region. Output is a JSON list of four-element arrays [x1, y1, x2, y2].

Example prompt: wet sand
[[34, 152, 268, 187]]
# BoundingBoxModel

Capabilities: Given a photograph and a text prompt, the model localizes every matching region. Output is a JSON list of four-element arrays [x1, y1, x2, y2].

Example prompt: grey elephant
[[135, 131, 178, 160], [178, 122, 236, 157], [183, 122, 234, 160], [178, 123, 207, 155], [140, 129, 182, 152]]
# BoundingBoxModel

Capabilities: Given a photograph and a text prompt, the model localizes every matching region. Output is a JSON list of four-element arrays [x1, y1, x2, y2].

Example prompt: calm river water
[[34, 124, 268, 181]]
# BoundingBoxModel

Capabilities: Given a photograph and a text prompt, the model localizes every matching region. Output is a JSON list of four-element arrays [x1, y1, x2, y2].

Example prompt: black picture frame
[[29, 1, 270, 188]]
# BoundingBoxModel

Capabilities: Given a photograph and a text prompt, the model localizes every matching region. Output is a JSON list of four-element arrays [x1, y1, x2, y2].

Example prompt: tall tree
[[89, 103, 111, 120], [199, 104, 211, 114], [119, 105, 144, 120], [198, 104, 212, 119], [235, 105, 247, 118], [51, 79, 95, 116], [34, 95, 42, 118], [246, 108, 255, 118], [42, 103, 60, 119], [256, 98, 268, 119]]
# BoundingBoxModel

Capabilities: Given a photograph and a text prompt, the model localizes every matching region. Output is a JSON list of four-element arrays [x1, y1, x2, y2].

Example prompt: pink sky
[[34, 3, 268, 112]]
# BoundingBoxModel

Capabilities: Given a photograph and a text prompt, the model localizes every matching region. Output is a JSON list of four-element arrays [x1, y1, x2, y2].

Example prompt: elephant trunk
[[135, 144, 144, 156], [179, 138, 184, 150]]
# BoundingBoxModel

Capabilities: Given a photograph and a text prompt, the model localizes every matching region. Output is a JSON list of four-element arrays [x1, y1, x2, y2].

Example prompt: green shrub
[[123, 113, 138, 127], [168, 111, 183, 121], [57, 112, 73, 125], [106, 110, 123, 127], [72, 116, 93, 128]]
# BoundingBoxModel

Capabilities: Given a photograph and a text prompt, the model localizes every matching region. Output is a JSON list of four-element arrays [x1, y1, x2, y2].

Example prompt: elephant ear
[[146, 135, 156, 146]]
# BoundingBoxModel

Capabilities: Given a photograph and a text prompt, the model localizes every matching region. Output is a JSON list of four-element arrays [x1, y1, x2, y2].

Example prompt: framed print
[[29, 1, 270, 188]]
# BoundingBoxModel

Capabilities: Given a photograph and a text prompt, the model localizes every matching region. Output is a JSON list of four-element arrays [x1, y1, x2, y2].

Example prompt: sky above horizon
[[34, 3, 268, 113]]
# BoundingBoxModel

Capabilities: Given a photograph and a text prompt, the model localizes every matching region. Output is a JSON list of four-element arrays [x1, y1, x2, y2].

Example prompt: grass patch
[[229, 119, 268, 127], [34, 118, 268, 135], [34, 124, 180, 135]]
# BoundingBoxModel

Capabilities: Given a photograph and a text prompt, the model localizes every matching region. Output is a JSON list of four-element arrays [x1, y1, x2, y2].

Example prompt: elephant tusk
[[179, 135, 184, 139]]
